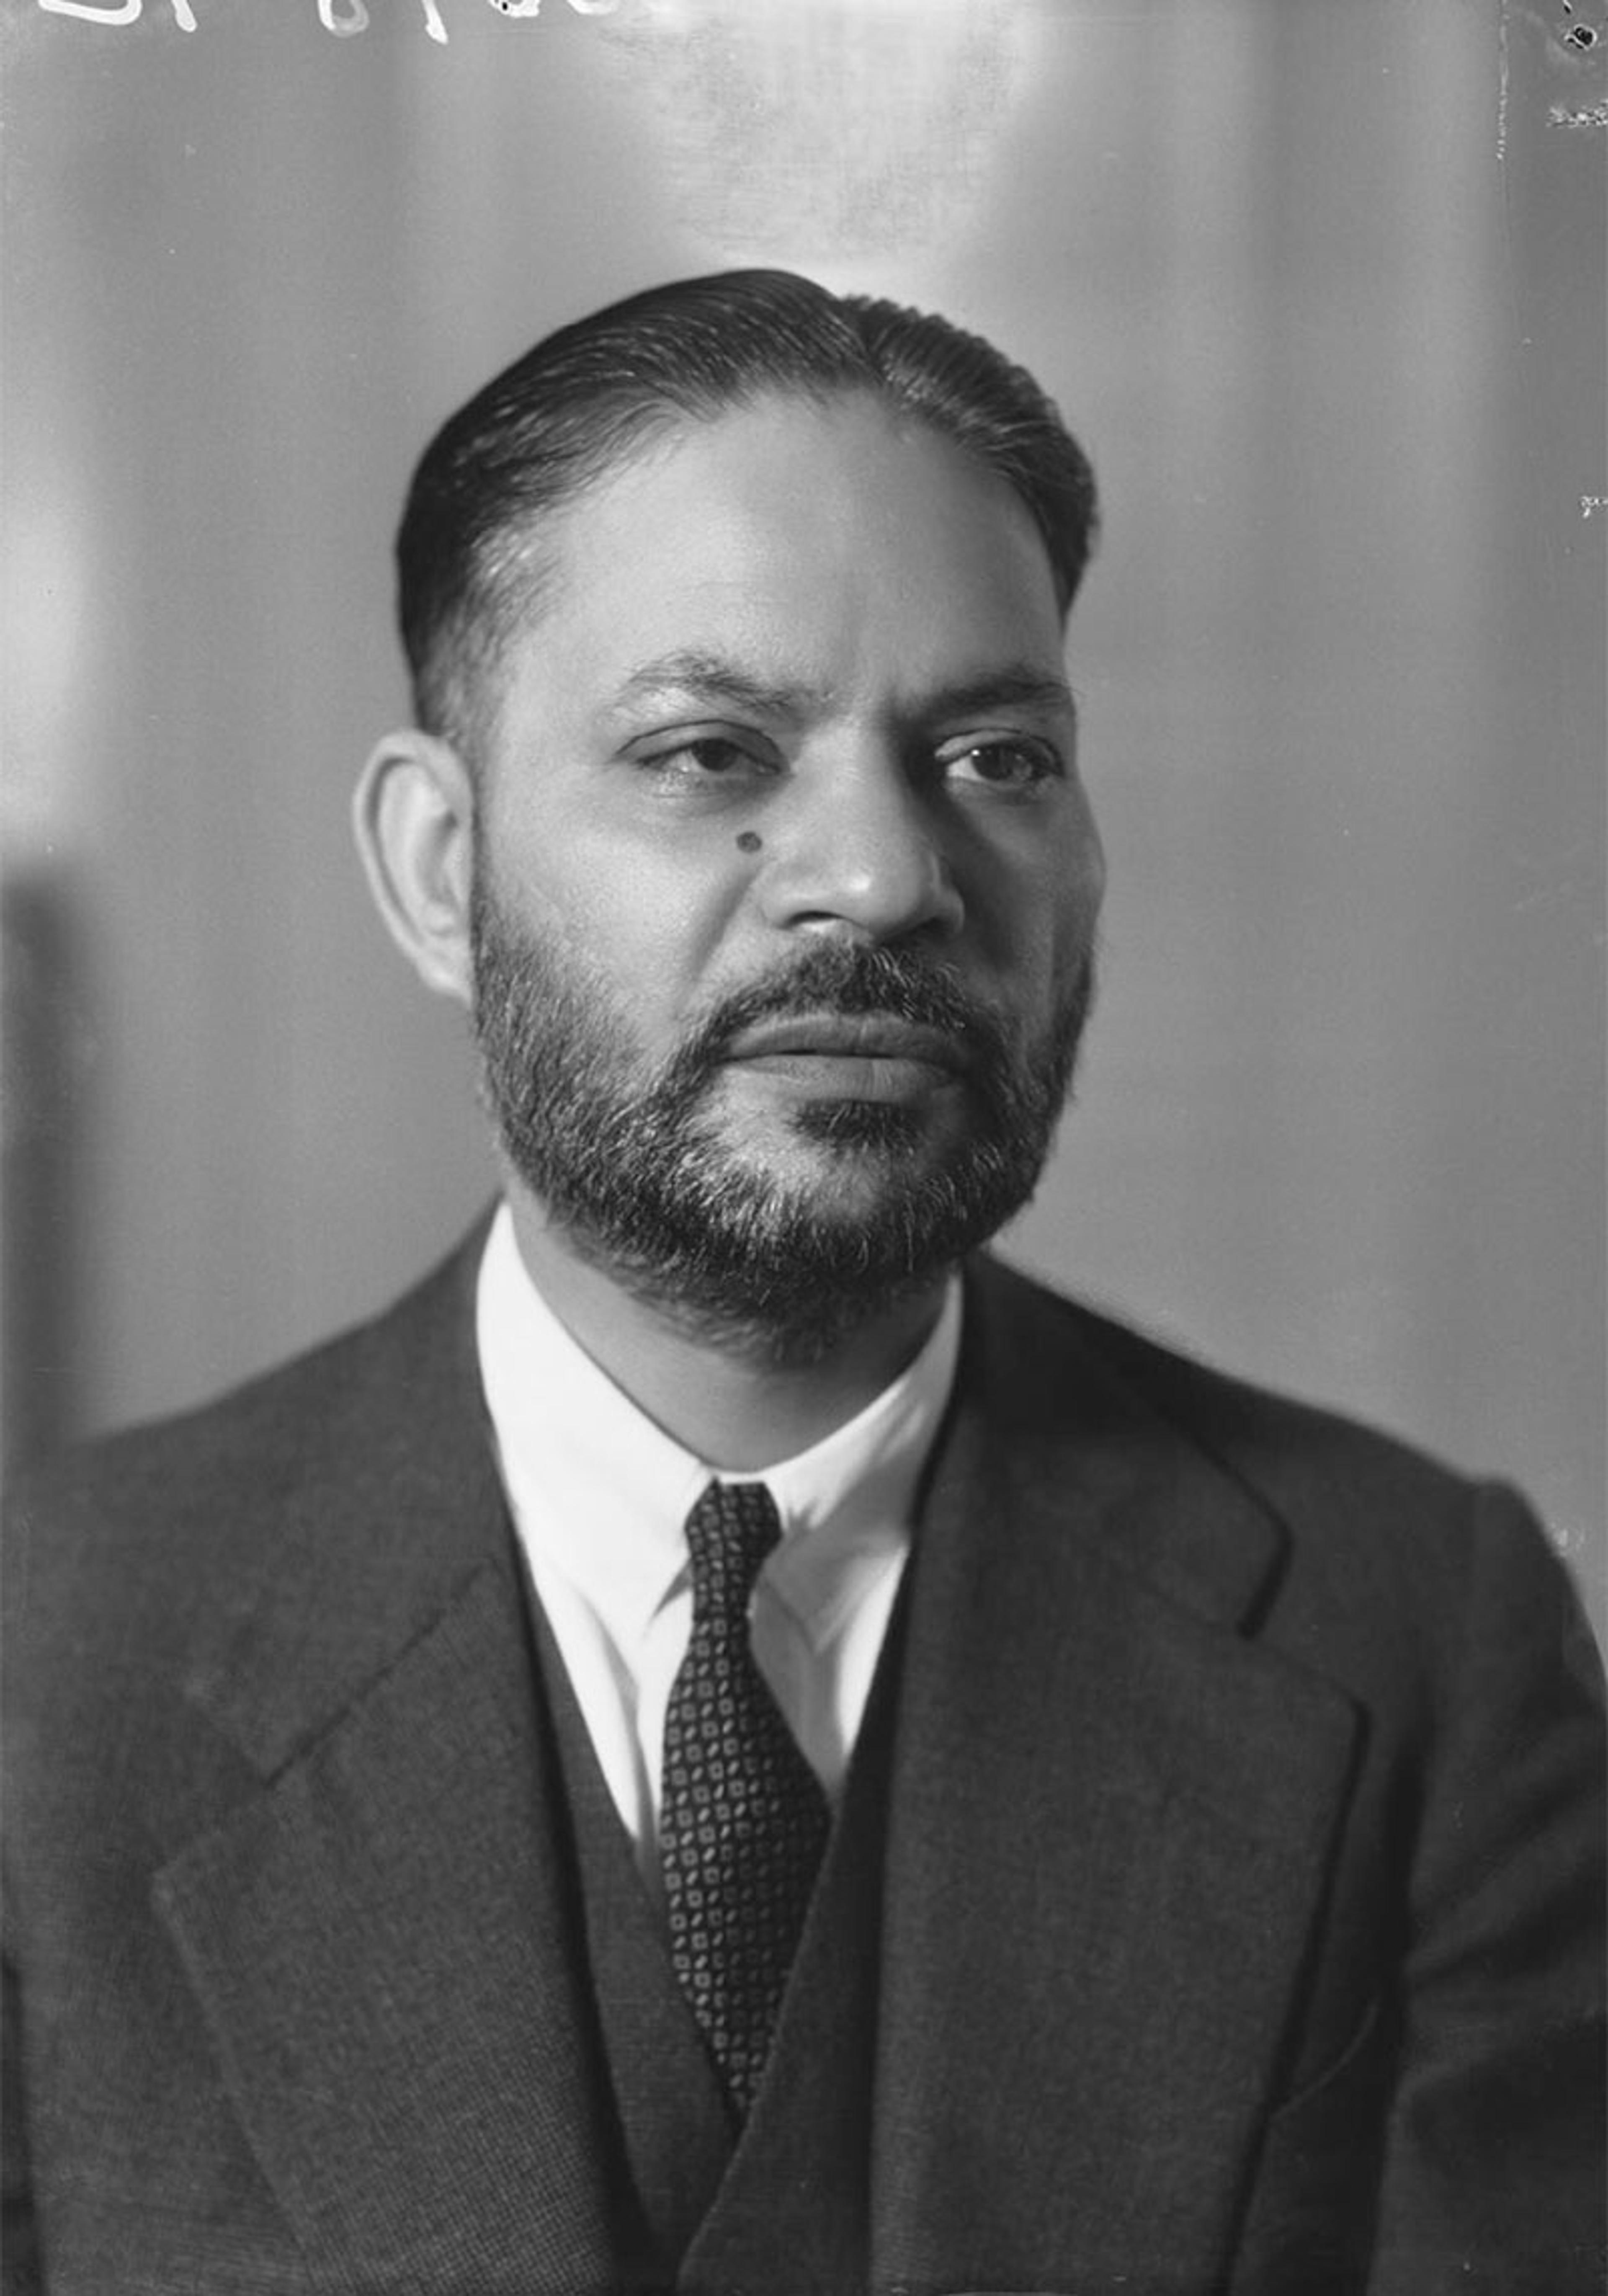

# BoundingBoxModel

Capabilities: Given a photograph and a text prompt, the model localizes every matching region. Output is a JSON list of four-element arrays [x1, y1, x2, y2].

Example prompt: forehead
[[484, 392, 1067, 738]]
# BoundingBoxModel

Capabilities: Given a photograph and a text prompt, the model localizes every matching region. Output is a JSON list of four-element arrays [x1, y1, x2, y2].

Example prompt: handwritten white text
[[37, 0, 622, 41]]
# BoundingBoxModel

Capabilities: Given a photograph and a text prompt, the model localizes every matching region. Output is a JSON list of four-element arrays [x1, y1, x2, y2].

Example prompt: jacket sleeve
[[1364, 1483, 1605, 2294]]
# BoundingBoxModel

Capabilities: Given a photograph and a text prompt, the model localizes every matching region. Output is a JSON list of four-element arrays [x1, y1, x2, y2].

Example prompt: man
[[4, 270, 1603, 2295]]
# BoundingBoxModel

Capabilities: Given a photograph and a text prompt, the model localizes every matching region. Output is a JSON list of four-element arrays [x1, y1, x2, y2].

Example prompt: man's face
[[469, 390, 1105, 1354]]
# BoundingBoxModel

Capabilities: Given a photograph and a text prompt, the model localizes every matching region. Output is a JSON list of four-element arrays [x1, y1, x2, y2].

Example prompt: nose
[[756, 749, 965, 945]]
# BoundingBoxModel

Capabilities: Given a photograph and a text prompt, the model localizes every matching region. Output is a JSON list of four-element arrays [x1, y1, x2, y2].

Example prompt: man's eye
[[639, 735, 775, 782], [941, 738, 1062, 791]]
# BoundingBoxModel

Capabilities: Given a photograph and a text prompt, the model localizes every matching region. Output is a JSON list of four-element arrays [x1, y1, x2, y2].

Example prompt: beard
[[470, 875, 1094, 1362]]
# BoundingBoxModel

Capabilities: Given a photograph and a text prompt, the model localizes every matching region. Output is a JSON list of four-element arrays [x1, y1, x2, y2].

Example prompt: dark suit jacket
[[4, 1235, 1603, 2294]]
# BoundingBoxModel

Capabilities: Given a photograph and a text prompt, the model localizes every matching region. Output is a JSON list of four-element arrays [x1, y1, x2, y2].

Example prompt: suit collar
[[183, 1234, 1285, 1785], [634, 1251, 1363, 2290], [156, 1220, 628, 2284], [156, 1556, 627, 2288], [181, 1222, 505, 1776], [951, 1251, 1292, 1628], [861, 1254, 1361, 2288], [155, 1232, 1360, 2290]]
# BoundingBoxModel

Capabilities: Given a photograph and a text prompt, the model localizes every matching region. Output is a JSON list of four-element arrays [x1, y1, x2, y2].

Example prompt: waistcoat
[[530, 1582, 908, 2292]]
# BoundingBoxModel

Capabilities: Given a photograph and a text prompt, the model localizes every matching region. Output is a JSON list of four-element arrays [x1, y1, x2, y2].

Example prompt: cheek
[[984, 811, 1103, 977], [526, 831, 741, 1021], [1046, 802, 1106, 962]]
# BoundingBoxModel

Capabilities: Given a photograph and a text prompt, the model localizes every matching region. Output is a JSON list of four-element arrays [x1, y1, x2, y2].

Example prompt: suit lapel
[[145, 1231, 1364, 2291], [869, 1260, 1363, 2292], [152, 1231, 624, 2291]]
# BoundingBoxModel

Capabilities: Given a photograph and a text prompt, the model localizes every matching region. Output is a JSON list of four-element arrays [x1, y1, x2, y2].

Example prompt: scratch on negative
[[1550, 100, 1608, 124]]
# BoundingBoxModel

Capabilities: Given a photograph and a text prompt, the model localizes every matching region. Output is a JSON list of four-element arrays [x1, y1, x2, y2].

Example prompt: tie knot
[[684, 1479, 782, 1618]]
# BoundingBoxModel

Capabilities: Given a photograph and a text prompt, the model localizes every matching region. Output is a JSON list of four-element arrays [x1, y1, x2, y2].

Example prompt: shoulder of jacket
[[966, 1250, 1551, 1567], [4, 1218, 486, 1626], [966, 1254, 1594, 1700], [972, 1253, 1456, 1475]]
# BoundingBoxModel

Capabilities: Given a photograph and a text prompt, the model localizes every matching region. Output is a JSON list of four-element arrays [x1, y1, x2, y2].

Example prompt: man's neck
[[502, 1192, 951, 1473]]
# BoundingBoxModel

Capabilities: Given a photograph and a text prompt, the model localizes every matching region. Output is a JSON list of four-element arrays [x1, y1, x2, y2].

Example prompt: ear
[[351, 730, 477, 1008]]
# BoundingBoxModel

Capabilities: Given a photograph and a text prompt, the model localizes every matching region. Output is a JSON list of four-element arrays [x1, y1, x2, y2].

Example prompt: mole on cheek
[[735, 831, 763, 854]]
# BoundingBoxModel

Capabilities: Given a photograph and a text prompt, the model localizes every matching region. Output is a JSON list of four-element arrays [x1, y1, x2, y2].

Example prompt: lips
[[716, 1012, 977, 1106], [723, 1014, 974, 1073]]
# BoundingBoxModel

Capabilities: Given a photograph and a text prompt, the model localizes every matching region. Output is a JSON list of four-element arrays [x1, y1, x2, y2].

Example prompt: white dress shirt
[[475, 1202, 961, 1897]]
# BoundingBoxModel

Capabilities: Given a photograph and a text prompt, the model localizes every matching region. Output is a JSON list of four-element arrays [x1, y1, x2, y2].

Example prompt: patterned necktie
[[659, 1478, 831, 2114]]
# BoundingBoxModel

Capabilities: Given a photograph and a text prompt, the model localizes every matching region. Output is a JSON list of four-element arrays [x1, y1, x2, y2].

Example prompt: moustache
[[664, 943, 1019, 1093]]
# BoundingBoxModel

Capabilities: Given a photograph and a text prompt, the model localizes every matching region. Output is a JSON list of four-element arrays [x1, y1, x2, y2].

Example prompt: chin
[[737, 1113, 961, 1214], [741, 1091, 966, 1166]]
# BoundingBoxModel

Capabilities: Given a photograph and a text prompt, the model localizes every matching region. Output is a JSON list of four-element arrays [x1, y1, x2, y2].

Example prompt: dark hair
[[397, 268, 1098, 758]]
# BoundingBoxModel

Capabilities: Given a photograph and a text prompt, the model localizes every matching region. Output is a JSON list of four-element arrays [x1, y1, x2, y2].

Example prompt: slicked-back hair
[[397, 268, 1099, 764]]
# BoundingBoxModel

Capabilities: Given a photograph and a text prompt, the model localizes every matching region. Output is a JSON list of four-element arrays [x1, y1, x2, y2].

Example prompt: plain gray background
[[3, 0, 1604, 1627]]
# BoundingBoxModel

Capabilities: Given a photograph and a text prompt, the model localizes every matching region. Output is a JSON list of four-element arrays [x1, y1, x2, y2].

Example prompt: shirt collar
[[475, 1201, 961, 1657]]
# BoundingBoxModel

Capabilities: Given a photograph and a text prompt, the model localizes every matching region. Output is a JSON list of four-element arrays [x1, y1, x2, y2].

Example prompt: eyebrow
[[603, 649, 1076, 726], [607, 651, 815, 723], [919, 666, 1078, 722]]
